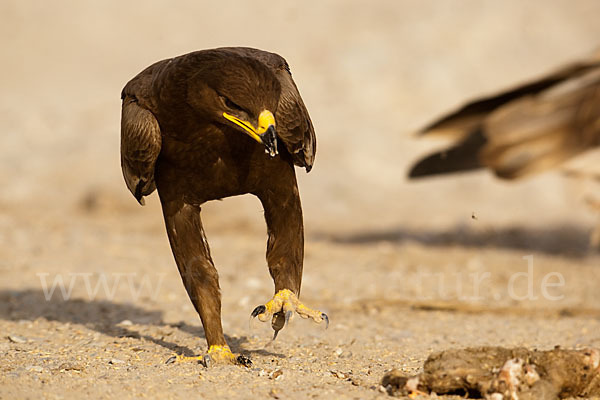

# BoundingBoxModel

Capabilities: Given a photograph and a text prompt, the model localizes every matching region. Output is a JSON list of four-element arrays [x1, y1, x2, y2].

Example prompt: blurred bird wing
[[120, 97, 162, 205], [420, 51, 600, 142], [409, 51, 600, 180], [480, 68, 600, 179]]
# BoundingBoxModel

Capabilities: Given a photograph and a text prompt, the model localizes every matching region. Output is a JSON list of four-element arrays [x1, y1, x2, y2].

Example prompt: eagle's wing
[[409, 51, 600, 179], [120, 95, 161, 205], [219, 47, 316, 172], [418, 52, 600, 141], [119, 61, 167, 205], [272, 65, 317, 172], [480, 70, 600, 179]]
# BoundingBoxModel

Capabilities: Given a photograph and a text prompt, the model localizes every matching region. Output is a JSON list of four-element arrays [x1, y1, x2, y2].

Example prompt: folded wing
[[120, 96, 162, 204]]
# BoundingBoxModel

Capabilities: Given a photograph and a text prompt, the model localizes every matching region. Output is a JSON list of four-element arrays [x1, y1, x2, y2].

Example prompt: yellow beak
[[222, 110, 276, 144]]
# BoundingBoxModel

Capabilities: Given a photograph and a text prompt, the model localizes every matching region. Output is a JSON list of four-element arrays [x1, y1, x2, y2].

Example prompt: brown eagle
[[409, 50, 600, 180], [120, 47, 327, 366]]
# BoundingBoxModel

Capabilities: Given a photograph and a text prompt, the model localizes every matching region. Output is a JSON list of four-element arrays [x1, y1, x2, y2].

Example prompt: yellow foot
[[251, 289, 329, 339], [165, 345, 252, 367]]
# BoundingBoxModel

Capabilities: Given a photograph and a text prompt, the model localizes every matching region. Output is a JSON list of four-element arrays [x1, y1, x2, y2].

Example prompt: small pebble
[[109, 358, 125, 365], [27, 366, 43, 373], [8, 335, 27, 344], [330, 370, 348, 379], [118, 320, 133, 326], [59, 363, 84, 372], [269, 369, 283, 380]]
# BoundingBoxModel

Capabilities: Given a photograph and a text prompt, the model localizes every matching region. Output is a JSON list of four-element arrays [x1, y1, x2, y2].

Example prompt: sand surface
[[2, 1, 600, 398]]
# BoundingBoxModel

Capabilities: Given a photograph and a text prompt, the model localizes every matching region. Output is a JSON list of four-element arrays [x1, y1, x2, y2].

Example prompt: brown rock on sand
[[382, 346, 600, 399]]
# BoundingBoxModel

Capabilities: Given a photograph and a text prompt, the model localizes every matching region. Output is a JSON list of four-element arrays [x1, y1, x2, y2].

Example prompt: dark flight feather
[[410, 51, 600, 180], [120, 97, 161, 205]]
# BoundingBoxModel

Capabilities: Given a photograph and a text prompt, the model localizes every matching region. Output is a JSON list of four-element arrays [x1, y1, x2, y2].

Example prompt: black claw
[[202, 354, 211, 368], [271, 311, 286, 333], [251, 305, 266, 318], [165, 356, 177, 365], [272, 329, 280, 341], [236, 355, 253, 368], [321, 313, 329, 329]]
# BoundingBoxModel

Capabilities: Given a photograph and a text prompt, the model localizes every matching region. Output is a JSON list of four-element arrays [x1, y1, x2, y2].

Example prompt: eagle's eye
[[222, 96, 245, 113]]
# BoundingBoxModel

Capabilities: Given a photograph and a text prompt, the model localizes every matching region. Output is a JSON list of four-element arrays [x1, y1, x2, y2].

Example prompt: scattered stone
[[58, 363, 84, 372], [349, 377, 361, 386], [269, 369, 283, 380], [118, 320, 133, 326], [27, 366, 43, 373], [8, 335, 27, 344], [109, 358, 126, 365], [330, 370, 348, 379]]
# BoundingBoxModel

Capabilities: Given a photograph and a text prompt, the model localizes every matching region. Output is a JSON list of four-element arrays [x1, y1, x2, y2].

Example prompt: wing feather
[[481, 69, 600, 178], [120, 97, 162, 204], [419, 52, 600, 141], [274, 67, 316, 171], [409, 51, 600, 180]]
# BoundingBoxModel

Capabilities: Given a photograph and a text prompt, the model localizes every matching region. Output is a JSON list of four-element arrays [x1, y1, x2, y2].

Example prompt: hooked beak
[[222, 110, 278, 157]]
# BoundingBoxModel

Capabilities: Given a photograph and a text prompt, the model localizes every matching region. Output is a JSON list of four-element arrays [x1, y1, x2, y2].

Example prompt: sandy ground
[[2, 1, 600, 398]]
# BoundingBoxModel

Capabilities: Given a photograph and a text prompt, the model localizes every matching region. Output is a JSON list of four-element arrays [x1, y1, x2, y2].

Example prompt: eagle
[[409, 50, 600, 180], [120, 47, 328, 366]]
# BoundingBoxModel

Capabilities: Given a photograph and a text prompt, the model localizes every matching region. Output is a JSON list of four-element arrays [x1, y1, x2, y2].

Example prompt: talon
[[165, 355, 177, 365], [253, 289, 328, 338], [285, 310, 293, 327], [166, 345, 243, 366], [202, 354, 211, 368], [251, 305, 266, 318], [271, 311, 286, 341], [236, 355, 252, 367], [271, 311, 286, 332], [321, 313, 329, 329], [165, 354, 203, 365]]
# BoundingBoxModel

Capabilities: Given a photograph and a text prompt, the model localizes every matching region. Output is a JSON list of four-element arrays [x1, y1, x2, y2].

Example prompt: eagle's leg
[[252, 175, 328, 339], [161, 200, 250, 366]]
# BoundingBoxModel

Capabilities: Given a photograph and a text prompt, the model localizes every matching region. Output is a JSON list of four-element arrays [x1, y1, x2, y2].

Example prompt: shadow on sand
[[0, 289, 282, 358], [316, 224, 596, 258]]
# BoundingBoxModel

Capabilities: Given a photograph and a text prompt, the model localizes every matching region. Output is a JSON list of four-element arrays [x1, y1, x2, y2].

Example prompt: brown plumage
[[120, 47, 326, 365], [409, 51, 600, 180]]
